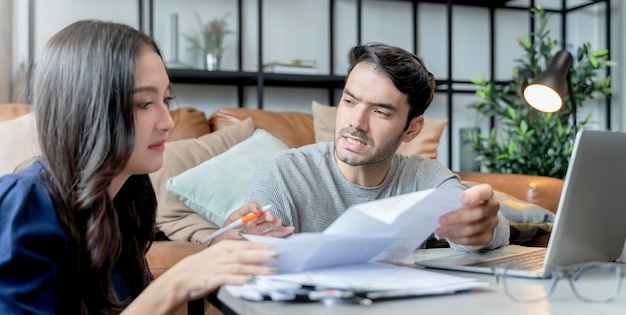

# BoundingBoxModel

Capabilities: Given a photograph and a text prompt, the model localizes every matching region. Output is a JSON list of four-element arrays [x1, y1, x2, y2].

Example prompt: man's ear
[[402, 115, 424, 143]]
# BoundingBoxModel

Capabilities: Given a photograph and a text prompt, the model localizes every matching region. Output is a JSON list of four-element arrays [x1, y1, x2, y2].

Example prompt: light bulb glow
[[523, 84, 563, 112]]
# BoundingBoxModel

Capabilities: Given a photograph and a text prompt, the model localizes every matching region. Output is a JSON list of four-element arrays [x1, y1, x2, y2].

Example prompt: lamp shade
[[523, 50, 573, 112]]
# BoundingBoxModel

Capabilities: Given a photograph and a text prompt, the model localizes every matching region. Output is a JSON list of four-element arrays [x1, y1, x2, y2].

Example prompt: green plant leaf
[[589, 54, 598, 68], [465, 5, 612, 179]]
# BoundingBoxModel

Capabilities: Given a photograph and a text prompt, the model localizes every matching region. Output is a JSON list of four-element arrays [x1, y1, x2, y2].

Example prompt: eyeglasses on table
[[491, 261, 626, 302]]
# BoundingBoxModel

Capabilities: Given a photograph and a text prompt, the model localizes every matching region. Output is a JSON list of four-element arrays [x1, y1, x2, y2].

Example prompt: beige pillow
[[150, 118, 256, 242], [0, 112, 41, 176], [311, 101, 447, 159]]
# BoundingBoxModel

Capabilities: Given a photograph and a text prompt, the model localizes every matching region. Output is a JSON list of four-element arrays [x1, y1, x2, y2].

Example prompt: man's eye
[[375, 109, 390, 117]]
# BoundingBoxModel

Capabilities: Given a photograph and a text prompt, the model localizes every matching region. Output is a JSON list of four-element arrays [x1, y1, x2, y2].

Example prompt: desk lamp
[[523, 50, 577, 135]]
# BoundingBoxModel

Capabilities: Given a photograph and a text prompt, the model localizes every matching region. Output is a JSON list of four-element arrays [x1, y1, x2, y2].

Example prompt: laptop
[[417, 130, 626, 278]]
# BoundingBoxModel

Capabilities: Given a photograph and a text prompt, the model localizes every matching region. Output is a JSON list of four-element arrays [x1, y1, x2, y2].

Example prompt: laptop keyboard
[[469, 249, 546, 271]]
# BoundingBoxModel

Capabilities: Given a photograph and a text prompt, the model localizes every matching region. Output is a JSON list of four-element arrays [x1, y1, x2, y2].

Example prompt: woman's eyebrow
[[132, 86, 158, 94], [132, 84, 172, 94]]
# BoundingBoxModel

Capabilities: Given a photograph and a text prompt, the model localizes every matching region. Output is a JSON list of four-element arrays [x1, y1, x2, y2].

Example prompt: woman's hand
[[167, 240, 279, 298], [125, 240, 279, 314]]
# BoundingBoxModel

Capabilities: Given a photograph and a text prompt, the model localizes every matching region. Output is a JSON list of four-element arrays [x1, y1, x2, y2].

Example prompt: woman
[[0, 20, 278, 314]]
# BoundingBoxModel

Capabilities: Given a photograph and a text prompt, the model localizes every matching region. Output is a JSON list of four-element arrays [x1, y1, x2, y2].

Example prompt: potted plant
[[466, 5, 614, 179], [184, 13, 233, 70]]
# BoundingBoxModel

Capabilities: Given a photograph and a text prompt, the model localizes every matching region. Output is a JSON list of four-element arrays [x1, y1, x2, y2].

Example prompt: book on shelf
[[263, 59, 319, 75]]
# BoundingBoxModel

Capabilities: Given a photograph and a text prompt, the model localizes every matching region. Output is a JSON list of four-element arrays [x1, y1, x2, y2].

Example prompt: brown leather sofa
[[1, 104, 564, 314]]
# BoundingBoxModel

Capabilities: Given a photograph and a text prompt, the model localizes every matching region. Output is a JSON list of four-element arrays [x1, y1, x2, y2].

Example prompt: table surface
[[214, 248, 626, 315]]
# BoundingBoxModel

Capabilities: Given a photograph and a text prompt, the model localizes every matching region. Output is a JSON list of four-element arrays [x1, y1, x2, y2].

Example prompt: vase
[[205, 53, 220, 71]]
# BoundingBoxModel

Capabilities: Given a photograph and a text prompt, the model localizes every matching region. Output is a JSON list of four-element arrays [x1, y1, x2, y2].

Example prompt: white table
[[212, 248, 626, 315]]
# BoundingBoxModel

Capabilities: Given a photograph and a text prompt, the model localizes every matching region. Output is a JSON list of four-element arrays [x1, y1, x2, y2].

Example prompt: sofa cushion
[[311, 101, 448, 159], [166, 129, 288, 226], [150, 118, 256, 241], [457, 171, 563, 212], [208, 107, 314, 148], [146, 241, 206, 279], [0, 112, 41, 176], [0, 104, 32, 121], [168, 107, 211, 142]]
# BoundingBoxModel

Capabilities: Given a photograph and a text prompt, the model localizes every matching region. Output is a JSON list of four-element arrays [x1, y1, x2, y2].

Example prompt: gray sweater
[[246, 142, 509, 251]]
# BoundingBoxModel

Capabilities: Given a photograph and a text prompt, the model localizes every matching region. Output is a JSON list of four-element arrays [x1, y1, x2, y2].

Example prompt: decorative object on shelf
[[466, 5, 614, 179], [263, 59, 319, 75], [165, 13, 191, 69], [183, 13, 233, 71]]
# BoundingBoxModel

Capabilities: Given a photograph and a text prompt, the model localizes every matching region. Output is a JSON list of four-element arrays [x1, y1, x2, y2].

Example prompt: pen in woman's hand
[[200, 205, 273, 244]]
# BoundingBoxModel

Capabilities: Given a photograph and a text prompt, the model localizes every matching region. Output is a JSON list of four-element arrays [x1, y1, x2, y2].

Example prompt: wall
[[0, 0, 11, 102], [8, 0, 624, 170]]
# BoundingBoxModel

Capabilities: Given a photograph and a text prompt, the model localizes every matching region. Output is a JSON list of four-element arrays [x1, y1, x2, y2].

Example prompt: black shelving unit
[[143, 0, 611, 168], [166, 69, 347, 88]]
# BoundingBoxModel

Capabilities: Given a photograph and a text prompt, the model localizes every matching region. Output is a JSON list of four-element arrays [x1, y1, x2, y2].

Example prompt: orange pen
[[201, 205, 272, 243]]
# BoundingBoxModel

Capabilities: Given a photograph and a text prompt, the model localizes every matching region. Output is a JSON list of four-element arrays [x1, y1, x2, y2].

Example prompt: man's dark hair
[[347, 43, 436, 128]]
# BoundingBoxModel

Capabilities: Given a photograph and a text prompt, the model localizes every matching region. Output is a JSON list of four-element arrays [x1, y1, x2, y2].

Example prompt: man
[[230, 43, 509, 251]]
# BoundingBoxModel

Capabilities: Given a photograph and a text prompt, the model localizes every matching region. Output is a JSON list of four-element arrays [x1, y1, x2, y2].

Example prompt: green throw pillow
[[166, 129, 289, 226]]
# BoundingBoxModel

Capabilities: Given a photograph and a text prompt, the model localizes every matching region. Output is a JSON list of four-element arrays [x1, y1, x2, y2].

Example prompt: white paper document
[[225, 262, 488, 301], [245, 188, 464, 273]]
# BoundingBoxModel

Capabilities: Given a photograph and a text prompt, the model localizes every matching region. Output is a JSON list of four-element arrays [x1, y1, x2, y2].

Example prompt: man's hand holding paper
[[435, 183, 501, 250], [244, 188, 465, 273]]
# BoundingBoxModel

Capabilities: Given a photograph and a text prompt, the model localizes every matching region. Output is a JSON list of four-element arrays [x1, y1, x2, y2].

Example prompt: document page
[[325, 188, 464, 260], [244, 188, 464, 272], [244, 233, 396, 272]]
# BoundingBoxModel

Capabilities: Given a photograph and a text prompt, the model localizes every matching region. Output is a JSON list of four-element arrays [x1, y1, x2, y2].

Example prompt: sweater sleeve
[[246, 157, 296, 229], [0, 174, 67, 315]]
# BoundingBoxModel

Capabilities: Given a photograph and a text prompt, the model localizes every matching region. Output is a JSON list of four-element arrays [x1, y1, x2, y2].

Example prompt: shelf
[[167, 69, 347, 89], [167, 69, 256, 85], [167, 69, 481, 93], [151, 0, 610, 169], [417, 0, 513, 8]]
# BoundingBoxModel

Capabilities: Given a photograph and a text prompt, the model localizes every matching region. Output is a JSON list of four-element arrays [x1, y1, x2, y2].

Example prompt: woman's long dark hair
[[32, 20, 161, 314]]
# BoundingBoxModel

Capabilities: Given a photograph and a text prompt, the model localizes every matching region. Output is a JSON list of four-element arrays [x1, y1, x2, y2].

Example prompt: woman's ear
[[402, 115, 424, 143]]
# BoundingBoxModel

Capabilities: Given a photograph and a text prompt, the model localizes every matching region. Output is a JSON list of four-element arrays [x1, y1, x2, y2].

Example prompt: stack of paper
[[225, 188, 486, 302], [263, 59, 319, 74], [225, 262, 488, 301]]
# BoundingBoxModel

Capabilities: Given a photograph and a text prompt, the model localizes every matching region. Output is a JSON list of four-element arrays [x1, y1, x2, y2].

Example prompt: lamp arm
[[567, 72, 577, 136]]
